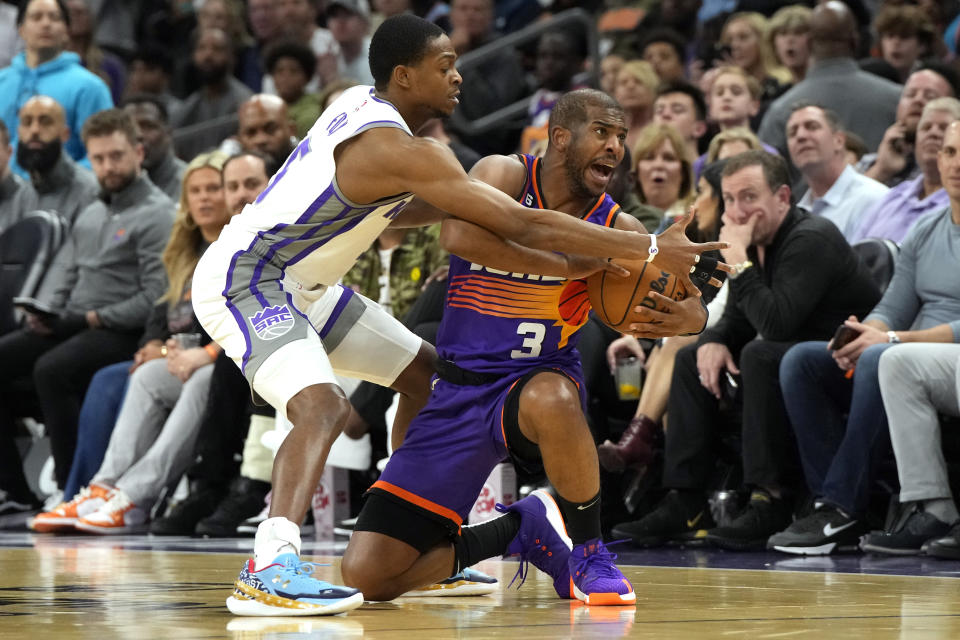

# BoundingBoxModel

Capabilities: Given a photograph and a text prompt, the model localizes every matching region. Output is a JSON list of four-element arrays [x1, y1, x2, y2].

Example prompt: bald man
[[17, 96, 98, 227], [759, 1, 902, 163], [236, 95, 296, 170]]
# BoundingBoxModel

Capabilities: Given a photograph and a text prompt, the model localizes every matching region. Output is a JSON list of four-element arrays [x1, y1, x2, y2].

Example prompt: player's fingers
[[696, 241, 731, 253], [713, 260, 735, 274], [678, 271, 703, 297], [707, 276, 723, 288], [604, 260, 630, 277]]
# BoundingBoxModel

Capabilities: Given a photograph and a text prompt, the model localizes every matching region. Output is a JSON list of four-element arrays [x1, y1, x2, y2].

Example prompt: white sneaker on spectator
[[75, 489, 148, 534]]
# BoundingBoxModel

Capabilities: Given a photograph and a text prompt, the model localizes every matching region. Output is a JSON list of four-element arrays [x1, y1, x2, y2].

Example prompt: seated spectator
[[599, 52, 625, 96], [63, 0, 125, 104], [171, 27, 254, 161], [612, 151, 881, 551], [31, 151, 233, 534], [873, 4, 936, 84], [327, 0, 375, 85], [264, 40, 323, 139], [707, 127, 763, 163], [597, 159, 729, 473], [122, 95, 187, 202], [632, 123, 694, 232], [247, 0, 283, 63], [768, 5, 812, 83], [718, 12, 793, 109], [653, 80, 707, 168], [17, 96, 98, 227], [769, 121, 960, 556], [232, 95, 296, 170], [0, 119, 38, 233], [615, 61, 659, 154], [125, 46, 184, 122], [858, 64, 957, 188], [851, 98, 959, 244], [788, 102, 889, 240], [0, 0, 112, 179], [640, 27, 688, 83], [0, 109, 173, 526], [196, 0, 261, 92], [759, 2, 901, 161], [265, 0, 339, 93]]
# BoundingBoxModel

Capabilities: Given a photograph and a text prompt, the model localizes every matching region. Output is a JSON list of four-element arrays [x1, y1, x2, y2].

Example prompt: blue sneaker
[[404, 567, 498, 597], [226, 553, 365, 616], [570, 539, 635, 605], [496, 489, 573, 598]]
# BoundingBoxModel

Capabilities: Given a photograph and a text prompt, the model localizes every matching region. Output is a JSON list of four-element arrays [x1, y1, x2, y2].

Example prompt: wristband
[[204, 343, 219, 360], [646, 234, 658, 263]]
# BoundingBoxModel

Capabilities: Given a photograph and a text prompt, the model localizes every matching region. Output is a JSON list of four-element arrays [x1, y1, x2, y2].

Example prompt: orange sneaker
[[28, 483, 112, 533], [75, 489, 148, 534]]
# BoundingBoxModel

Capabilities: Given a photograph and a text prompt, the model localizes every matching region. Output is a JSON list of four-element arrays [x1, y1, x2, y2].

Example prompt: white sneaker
[[41, 489, 64, 513], [75, 489, 148, 534], [327, 433, 371, 471]]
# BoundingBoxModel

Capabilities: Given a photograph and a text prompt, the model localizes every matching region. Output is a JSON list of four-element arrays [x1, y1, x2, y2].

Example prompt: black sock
[[555, 490, 602, 545], [452, 512, 520, 574]]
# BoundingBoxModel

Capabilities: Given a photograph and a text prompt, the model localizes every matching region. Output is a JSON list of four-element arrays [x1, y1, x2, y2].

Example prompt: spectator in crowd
[[851, 98, 959, 244], [706, 127, 763, 163], [17, 96, 98, 227], [125, 46, 184, 122], [768, 5, 812, 83], [653, 80, 708, 169], [616, 61, 659, 154], [759, 1, 901, 161], [873, 343, 960, 558], [248, 0, 283, 47], [0, 109, 173, 525], [327, 0, 375, 86], [235, 95, 296, 170], [612, 151, 881, 550], [264, 40, 323, 139], [63, 0, 125, 104], [0, 119, 38, 233], [859, 64, 957, 188], [196, 0, 261, 92], [640, 28, 688, 83], [769, 121, 960, 557], [122, 95, 186, 201], [0, 0, 112, 177], [171, 27, 254, 161], [317, 78, 359, 112], [632, 123, 694, 232], [0, 1, 19, 69], [31, 151, 233, 534], [275, 0, 340, 88], [788, 103, 889, 240], [599, 52, 625, 96], [874, 4, 936, 84], [719, 12, 793, 103]]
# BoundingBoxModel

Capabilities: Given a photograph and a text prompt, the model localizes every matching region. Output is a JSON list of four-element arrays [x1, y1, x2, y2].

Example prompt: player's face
[[411, 35, 462, 118], [567, 106, 627, 197]]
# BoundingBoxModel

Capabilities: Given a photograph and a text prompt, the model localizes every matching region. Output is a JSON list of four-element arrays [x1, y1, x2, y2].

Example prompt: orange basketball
[[586, 259, 688, 332]]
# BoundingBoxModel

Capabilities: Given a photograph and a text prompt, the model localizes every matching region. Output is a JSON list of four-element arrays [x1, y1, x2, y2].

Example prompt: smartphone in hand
[[829, 324, 860, 351]]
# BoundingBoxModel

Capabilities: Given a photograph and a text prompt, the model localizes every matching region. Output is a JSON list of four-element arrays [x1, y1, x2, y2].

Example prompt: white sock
[[253, 516, 302, 570]]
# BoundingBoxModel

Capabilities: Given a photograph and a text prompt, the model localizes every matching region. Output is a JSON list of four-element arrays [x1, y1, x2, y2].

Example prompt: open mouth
[[588, 162, 614, 183]]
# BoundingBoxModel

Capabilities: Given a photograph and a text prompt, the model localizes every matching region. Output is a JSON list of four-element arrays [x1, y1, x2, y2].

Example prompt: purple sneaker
[[495, 489, 573, 598], [570, 539, 635, 605]]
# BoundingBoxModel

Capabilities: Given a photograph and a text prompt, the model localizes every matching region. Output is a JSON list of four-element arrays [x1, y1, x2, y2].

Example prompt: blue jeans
[[779, 341, 894, 516], [62, 361, 131, 498]]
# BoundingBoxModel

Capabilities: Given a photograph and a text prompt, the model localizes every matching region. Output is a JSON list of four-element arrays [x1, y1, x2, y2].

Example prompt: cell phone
[[829, 324, 859, 351], [12, 296, 57, 318]]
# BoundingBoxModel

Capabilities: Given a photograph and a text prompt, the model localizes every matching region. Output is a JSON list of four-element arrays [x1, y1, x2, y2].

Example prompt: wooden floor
[[3, 543, 960, 639]]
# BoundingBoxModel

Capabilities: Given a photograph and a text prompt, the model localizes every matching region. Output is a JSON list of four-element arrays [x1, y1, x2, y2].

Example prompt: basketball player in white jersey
[[193, 14, 726, 615]]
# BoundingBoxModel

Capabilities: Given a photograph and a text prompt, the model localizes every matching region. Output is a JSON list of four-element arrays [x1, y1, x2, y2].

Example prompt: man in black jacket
[[613, 150, 881, 550]]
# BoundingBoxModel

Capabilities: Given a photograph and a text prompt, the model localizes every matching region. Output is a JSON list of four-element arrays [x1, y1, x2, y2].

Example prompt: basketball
[[586, 259, 687, 332]]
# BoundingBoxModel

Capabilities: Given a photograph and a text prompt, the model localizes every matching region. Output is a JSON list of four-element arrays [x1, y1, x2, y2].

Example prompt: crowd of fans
[[2, 0, 960, 561]]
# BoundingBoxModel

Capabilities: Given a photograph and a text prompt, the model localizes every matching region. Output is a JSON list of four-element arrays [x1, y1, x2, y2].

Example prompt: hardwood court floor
[[3, 540, 960, 639]]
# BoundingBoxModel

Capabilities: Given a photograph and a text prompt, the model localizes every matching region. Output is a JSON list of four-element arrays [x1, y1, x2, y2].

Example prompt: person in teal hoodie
[[0, 0, 112, 177]]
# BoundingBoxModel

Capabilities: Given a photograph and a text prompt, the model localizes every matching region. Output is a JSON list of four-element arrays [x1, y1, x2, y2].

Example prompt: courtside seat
[[851, 238, 900, 295], [0, 210, 64, 335]]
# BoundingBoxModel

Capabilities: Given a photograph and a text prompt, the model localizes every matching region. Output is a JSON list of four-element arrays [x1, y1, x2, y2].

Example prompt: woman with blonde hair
[[31, 151, 236, 534], [632, 123, 694, 231], [615, 60, 660, 153], [707, 126, 763, 163], [720, 12, 793, 102], [767, 5, 812, 82]]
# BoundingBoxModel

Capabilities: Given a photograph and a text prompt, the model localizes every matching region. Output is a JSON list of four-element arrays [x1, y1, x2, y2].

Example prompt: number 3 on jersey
[[511, 322, 545, 359]]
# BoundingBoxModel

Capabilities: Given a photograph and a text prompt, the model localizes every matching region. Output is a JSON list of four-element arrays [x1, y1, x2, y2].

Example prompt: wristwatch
[[728, 260, 754, 280], [887, 331, 901, 343]]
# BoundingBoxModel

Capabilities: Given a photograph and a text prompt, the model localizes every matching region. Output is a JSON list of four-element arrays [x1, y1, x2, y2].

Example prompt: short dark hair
[[369, 14, 445, 91], [264, 40, 317, 79], [81, 108, 141, 146], [639, 27, 685, 64], [656, 79, 707, 122], [131, 45, 175, 76], [548, 88, 623, 133], [722, 150, 790, 195], [788, 100, 842, 132], [0, 119, 8, 146], [17, 0, 70, 28], [121, 93, 169, 124], [874, 4, 935, 49], [223, 149, 275, 180], [916, 59, 960, 98]]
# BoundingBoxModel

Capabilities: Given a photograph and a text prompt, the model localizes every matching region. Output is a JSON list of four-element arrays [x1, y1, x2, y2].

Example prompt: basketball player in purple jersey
[[341, 89, 722, 606]]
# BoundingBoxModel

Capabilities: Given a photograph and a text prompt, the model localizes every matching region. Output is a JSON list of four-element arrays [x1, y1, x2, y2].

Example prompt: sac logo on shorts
[[249, 305, 294, 340]]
